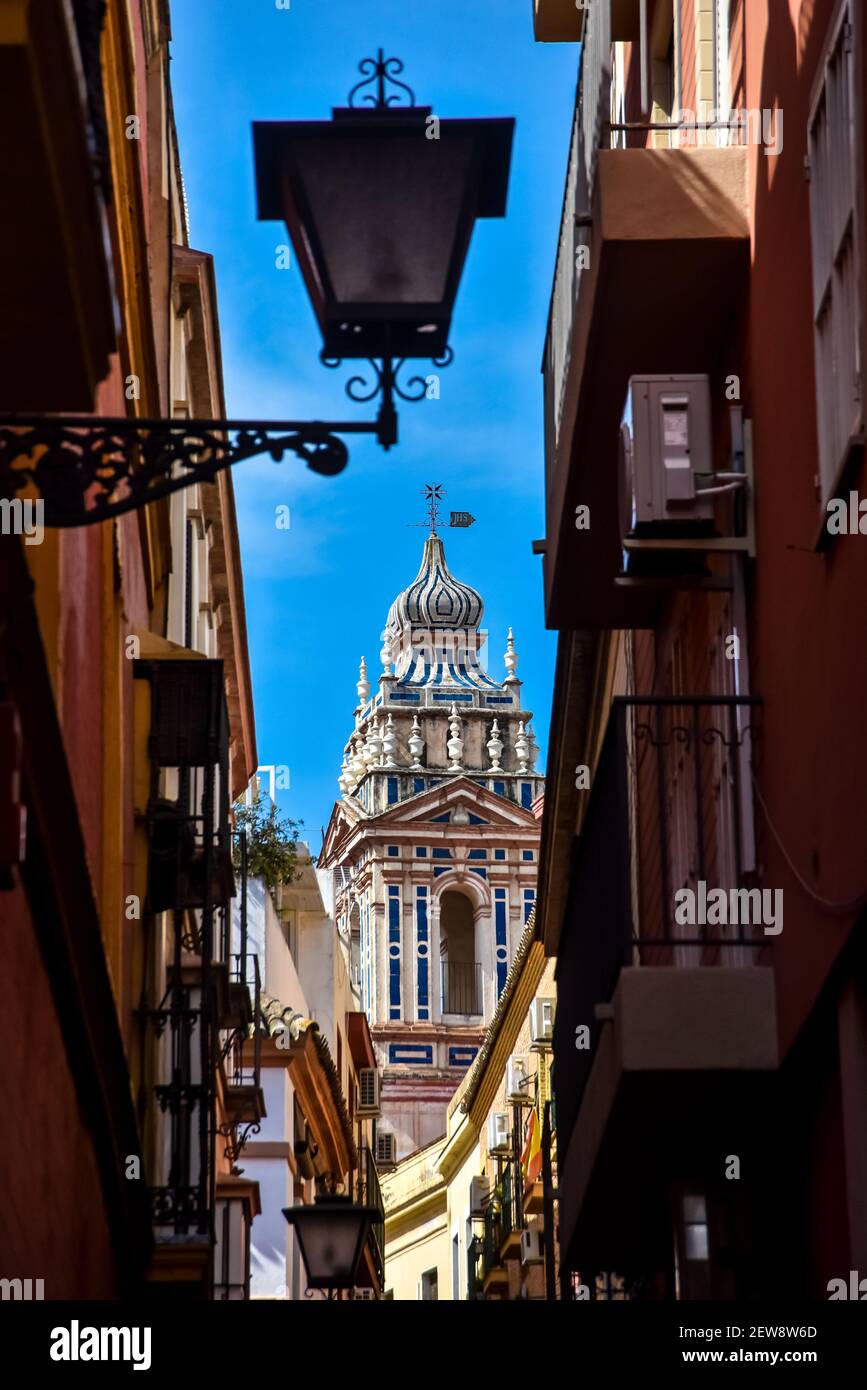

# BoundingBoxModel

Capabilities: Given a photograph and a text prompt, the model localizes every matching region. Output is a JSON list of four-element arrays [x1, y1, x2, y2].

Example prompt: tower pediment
[[373, 776, 537, 831]]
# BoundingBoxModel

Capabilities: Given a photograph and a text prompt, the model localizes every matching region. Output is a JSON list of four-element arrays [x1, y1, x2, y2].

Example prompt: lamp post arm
[[0, 413, 391, 528]]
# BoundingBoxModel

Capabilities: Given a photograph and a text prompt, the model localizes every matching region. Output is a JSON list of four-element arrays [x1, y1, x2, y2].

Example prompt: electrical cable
[[751, 770, 867, 915]]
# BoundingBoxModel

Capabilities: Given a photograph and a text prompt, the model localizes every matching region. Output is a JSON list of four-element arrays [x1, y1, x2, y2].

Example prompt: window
[[376, 1131, 397, 1165], [808, 0, 862, 500], [387, 776, 399, 805], [387, 845, 399, 857], [683, 1195, 710, 1261], [439, 891, 479, 1015], [283, 908, 298, 962], [421, 1267, 438, 1301], [674, 1190, 713, 1299]]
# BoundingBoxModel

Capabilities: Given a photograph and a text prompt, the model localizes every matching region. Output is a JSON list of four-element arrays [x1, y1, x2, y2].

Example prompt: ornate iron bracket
[[0, 350, 451, 528], [218, 1117, 262, 1167], [322, 347, 453, 406], [0, 413, 385, 528]]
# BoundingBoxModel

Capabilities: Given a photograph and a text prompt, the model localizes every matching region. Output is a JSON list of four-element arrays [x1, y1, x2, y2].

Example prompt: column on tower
[[387, 884, 401, 1020], [415, 884, 429, 1022]]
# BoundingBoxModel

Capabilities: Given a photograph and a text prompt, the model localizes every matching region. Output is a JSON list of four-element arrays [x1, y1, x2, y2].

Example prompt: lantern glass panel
[[291, 129, 476, 308]]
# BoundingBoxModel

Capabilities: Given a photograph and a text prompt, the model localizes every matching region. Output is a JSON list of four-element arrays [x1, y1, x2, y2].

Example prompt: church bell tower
[[320, 497, 543, 1159]]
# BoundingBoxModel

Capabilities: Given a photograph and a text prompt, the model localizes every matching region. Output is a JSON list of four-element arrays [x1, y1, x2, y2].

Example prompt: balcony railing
[[544, 0, 612, 457], [467, 1234, 485, 1300], [482, 1201, 503, 1281], [136, 660, 233, 1243], [355, 1145, 386, 1288], [440, 960, 482, 1015], [500, 1161, 524, 1248], [556, 696, 765, 1139], [543, 3, 751, 459]]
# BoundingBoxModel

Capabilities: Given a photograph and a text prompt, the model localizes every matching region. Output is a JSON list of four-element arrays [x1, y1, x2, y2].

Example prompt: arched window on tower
[[439, 890, 481, 1016]]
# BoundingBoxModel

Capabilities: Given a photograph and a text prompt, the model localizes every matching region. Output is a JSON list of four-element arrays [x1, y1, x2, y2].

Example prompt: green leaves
[[233, 800, 306, 889]]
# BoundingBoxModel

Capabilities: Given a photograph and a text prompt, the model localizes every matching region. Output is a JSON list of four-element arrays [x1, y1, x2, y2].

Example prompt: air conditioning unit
[[487, 1111, 511, 1156], [357, 1067, 380, 1116], [520, 1228, 544, 1266], [376, 1131, 397, 1166], [469, 1175, 491, 1218], [620, 374, 714, 530], [506, 1054, 531, 1105], [529, 997, 555, 1048]]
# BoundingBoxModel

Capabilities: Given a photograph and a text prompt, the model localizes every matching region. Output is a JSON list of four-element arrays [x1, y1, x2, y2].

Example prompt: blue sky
[[169, 0, 577, 845]]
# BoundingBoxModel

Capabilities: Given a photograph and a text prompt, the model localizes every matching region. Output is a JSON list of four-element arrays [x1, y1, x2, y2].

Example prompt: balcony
[[498, 1162, 524, 1260], [222, 953, 266, 1162], [440, 960, 482, 1016], [481, 1202, 508, 1295], [540, 1, 750, 629], [353, 1145, 386, 1292], [467, 1234, 485, 1300], [532, 0, 586, 43], [0, 0, 116, 409], [554, 697, 779, 1274], [134, 658, 238, 1287]]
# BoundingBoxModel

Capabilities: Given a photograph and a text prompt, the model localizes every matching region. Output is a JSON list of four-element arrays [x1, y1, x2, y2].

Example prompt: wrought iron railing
[[217, 953, 264, 1165], [542, 6, 750, 462], [356, 1145, 386, 1287], [482, 1200, 503, 1281], [544, 0, 612, 457], [440, 960, 482, 1015], [466, 1234, 485, 1300], [136, 659, 232, 1250], [500, 1160, 524, 1247], [555, 695, 765, 1152]]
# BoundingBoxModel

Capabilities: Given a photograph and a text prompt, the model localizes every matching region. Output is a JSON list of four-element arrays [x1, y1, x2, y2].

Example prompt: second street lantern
[[252, 50, 514, 363]]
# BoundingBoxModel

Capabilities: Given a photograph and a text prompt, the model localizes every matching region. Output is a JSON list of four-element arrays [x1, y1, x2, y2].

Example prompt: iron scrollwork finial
[[321, 346, 453, 412], [348, 48, 416, 109]]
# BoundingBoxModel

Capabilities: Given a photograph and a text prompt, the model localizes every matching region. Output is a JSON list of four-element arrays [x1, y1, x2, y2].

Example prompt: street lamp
[[283, 1192, 381, 1297], [0, 51, 514, 526]]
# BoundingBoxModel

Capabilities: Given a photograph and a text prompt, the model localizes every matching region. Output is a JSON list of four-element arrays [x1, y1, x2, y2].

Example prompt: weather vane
[[409, 484, 476, 536]]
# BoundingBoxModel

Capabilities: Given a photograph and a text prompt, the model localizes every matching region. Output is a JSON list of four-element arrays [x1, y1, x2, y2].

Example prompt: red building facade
[[534, 0, 867, 1299]]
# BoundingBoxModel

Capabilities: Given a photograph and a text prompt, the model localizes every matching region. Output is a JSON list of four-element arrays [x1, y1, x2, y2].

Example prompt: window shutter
[[808, 1, 862, 498]]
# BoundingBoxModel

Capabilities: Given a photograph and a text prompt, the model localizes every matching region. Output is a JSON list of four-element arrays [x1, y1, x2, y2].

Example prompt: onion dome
[[383, 534, 499, 690], [385, 535, 483, 636]]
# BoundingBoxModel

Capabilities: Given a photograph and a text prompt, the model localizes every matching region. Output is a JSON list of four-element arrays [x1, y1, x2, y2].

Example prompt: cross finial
[[422, 483, 443, 535], [407, 483, 476, 533]]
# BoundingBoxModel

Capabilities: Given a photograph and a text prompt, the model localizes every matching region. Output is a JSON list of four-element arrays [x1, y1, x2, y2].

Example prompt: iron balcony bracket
[[0, 411, 392, 528], [0, 348, 453, 528]]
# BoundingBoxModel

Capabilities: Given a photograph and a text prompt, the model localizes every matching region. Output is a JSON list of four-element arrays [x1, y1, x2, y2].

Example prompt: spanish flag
[[521, 1108, 543, 1190]]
